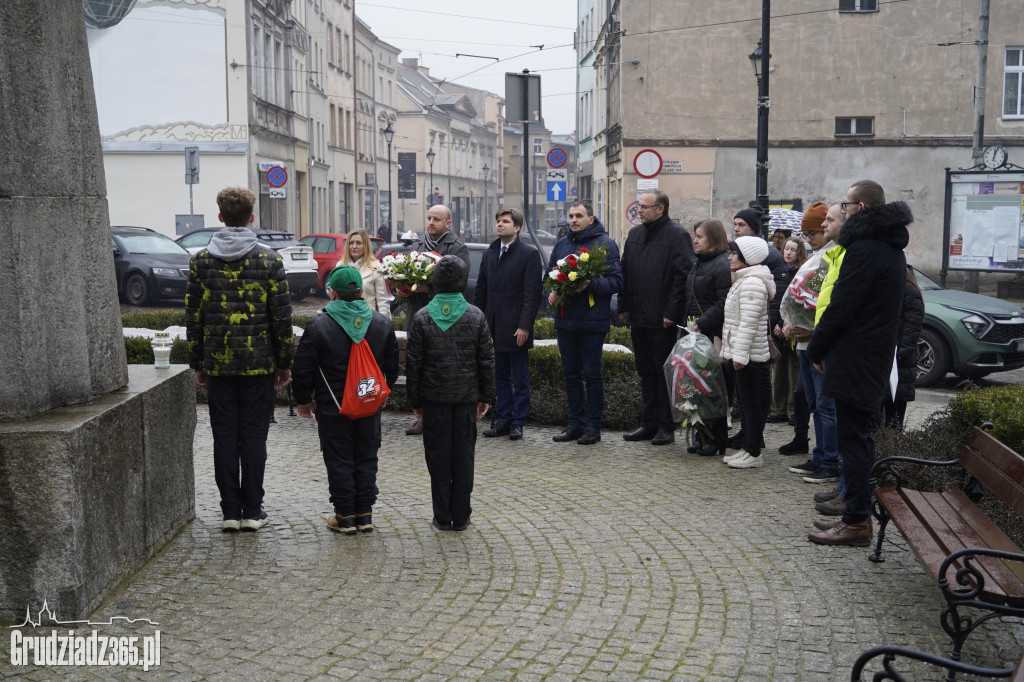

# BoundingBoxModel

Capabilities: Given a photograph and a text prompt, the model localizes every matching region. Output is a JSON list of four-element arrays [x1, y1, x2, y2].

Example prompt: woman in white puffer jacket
[[721, 236, 776, 469]]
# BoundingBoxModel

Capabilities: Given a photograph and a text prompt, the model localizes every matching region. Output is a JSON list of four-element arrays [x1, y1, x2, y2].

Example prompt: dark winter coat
[[895, 277, 925, 403], [408, 230, 471, 319], [619, 213, 694, 327], [407, 304, 496, 407], [291, 310, 399, 417], [474, 237, 543, 352], [764, 244, 788, 331], [547, 218, 623, 333], [807, 202, 913, 412], [185, 245, 293, 375], [684, 250, 731, 338]]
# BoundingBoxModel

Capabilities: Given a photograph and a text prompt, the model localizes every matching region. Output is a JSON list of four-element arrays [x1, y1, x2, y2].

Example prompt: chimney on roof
[[401, 57, 429, 76]]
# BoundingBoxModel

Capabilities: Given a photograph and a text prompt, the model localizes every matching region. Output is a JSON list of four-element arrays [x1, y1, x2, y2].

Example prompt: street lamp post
[[482, 163, 489, 238], [426, 147, 436, 216], [749, 1, 772, 222], [383, 122, 394, 241]]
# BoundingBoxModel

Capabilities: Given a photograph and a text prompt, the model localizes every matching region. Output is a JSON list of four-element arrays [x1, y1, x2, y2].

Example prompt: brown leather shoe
[[807, 519, 872, 546], [405, 420, 423, 436]]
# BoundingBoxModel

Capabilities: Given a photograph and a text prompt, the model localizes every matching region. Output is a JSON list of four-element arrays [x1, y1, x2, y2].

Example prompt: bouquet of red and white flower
[[663, 333, 727, 442], [543, 244, 609, 314], [780, 251, 830, 332], [374, 250, 441, 292]]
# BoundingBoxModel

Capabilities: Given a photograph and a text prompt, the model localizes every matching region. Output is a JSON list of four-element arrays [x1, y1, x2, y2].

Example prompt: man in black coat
[[475, 208, 542, 440], [619, 189, 694, 445], [806, 180, 912, 547]]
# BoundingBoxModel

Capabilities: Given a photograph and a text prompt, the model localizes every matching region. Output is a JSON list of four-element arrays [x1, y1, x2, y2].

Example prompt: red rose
[[557, 272, 568, 282], [578, 247, 589, 253], [566, 255, 578, 266]]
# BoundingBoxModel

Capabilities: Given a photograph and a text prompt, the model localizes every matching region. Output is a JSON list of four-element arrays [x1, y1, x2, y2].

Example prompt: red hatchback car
[[299, 233, 385, 295]]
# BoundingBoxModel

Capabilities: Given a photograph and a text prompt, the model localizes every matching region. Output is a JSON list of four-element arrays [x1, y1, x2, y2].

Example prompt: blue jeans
[[494, 349, 531, 426], [798, 351, 843, 490], [556, 329, 605, 431]]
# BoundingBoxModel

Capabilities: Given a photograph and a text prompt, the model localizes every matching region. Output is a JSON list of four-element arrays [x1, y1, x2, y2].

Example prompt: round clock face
[[982, 145, 1007, 169]]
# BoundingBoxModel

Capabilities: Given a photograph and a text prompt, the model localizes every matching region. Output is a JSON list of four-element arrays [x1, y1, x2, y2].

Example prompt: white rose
[[557, 259, 566, 267], [548, 270, 560, 279]]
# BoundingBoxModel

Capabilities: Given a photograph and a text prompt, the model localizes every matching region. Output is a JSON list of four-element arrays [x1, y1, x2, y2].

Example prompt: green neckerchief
[[426, 293, 469, 331], [325, 299, 373, 342]]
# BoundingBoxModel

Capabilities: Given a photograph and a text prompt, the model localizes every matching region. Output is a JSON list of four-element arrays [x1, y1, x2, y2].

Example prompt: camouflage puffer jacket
[[185, 245, 293, 376]]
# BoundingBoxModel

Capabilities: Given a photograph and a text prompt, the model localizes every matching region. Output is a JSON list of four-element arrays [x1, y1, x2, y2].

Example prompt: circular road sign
[[267, 166, 288, 188], [547, 147, 567, 169], [633, 149, 662, 178], [626, 201, 644, 227]]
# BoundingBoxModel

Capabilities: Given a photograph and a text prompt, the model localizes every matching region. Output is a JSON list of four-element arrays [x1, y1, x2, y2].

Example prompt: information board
[[943, 170, 1024, 277]]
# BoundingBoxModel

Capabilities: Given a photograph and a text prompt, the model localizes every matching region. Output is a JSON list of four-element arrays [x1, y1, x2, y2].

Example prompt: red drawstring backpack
[[319, 338, 390, 419]]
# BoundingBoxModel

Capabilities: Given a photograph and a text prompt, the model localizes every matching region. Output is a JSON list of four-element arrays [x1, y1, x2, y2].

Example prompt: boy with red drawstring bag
[[291, 266, 399, 536]]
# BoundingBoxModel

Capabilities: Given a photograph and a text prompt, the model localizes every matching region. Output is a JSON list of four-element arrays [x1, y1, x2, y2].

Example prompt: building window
[[838, 0, 878, 11], [1006, 47, 1024, 118], [835, 116, 874, 136], [533, 138, 543, 155]]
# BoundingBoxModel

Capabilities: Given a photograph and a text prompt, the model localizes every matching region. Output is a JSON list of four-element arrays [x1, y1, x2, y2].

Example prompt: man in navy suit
[[474, 208, 542, 440]]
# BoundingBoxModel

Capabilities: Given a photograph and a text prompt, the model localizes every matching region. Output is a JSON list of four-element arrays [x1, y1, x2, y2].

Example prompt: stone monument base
[[0, 366, 196, 625]]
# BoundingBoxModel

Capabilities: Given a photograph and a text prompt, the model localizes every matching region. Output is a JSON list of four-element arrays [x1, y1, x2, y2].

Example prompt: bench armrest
[[871, 455, 960, 489], [938, 547, 1024, 598], [851, 645, 1016, 681]]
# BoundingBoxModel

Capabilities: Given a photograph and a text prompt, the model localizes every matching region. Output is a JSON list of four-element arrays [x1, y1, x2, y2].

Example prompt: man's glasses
[[840, 201, 860, 212], [638, 204, 662, 210]]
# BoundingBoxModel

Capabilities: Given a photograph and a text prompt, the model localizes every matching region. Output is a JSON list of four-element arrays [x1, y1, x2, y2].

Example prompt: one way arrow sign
[[547, 181, 566, 202]]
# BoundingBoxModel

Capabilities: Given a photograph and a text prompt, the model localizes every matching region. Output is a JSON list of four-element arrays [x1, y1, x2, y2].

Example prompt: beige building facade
[[579, 0, 1024, 272]]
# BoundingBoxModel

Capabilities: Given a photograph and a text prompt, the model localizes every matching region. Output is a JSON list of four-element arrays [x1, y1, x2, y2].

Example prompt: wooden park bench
[[868, 424, 1024, 668]]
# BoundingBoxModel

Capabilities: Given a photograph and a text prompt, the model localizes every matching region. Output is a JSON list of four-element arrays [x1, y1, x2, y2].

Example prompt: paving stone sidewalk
[[3, 391, 1022, 680]]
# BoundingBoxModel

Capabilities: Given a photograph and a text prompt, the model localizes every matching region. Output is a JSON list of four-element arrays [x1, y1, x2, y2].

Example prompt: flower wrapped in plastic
[[662, 333, 728, 440], [542, 244, 609, 314], [780, 251, 830, 333], [374, 250, 442, 292]]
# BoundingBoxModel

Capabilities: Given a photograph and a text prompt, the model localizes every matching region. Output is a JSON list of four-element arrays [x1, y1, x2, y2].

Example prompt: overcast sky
[[356, 1, 579, 134]]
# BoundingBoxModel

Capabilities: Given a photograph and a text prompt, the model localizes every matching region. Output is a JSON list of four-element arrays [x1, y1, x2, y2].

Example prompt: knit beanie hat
[[800, 202, 829, 233], [733, 208, 763, 237], [730, 235, 769, 265]]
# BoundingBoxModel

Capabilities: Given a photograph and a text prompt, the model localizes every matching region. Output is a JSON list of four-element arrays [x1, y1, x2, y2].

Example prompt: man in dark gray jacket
[[407, 256, 495, 531], [396, 203, 470, 435]]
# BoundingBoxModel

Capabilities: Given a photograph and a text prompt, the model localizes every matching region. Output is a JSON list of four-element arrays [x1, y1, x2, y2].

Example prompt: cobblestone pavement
[[4, 393, 1023, 680]]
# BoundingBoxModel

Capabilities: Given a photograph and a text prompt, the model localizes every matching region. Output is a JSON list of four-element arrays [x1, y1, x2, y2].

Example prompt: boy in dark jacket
[[292, 266, 399, 534], [407, 256, 495, 531], [186, 187, 293, 533]]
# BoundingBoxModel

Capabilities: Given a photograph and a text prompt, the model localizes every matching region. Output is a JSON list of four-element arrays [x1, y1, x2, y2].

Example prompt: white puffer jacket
[[721, 264, 776, 365]]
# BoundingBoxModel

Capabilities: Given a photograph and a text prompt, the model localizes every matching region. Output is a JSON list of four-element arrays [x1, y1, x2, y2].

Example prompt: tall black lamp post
[[749, 6, 771, 222], [481, 163, 489, 237], [383, 121, 394, 241], [426, 146, 436, 211]]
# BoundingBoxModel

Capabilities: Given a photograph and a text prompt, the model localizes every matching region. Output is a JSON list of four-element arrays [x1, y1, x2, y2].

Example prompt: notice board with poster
[[942, 169, 1024, 284]]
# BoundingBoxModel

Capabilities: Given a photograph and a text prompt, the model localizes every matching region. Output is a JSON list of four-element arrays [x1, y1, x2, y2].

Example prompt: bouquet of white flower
[[663, 333, 728, 440], [780, 251, 830, 332], [374, 250, 441, 292]]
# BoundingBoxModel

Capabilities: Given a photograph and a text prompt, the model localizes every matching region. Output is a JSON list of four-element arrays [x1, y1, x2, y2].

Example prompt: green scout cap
[[327, 265, 362, 293]]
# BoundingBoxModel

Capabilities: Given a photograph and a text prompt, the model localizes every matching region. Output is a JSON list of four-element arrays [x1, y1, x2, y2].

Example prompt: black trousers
[[316, 412, 381, 516], [835, 397, 881, 525], [207, 374, 276, 520], [793, 379, 810, 440], [631, 326, 678, 431], [422, 402, 477, 526], [734, 362, 771, 456]]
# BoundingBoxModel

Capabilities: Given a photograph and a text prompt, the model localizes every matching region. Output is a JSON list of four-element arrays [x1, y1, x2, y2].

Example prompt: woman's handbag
[[767, 319, 782, 363]]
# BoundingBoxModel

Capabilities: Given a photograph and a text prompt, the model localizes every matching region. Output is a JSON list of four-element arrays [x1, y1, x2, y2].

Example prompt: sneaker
[[803, 468, 840, 484], [221, 518, 241, 532], [778, 437, 809, 455], [815, 496, 847, 516], [727, 452, 765, 469], [722, 449, 749, 463], [788, 459, 816, 475], [327, 514, 357, 535], [814, 487, 841, 504], [240, 510, 269, 532]]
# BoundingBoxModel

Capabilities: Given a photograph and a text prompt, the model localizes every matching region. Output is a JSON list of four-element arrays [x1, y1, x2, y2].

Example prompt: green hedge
[[948, 385, 1024, 453]]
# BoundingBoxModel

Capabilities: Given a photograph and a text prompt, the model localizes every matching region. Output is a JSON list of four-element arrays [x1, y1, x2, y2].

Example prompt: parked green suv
[[914, 268, 1024, 386]]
